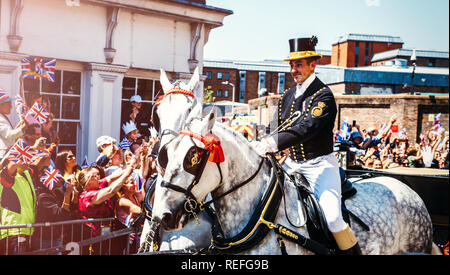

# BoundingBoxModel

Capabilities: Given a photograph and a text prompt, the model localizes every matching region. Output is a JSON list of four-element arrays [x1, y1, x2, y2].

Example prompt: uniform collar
[[295, 73, 316, 99]]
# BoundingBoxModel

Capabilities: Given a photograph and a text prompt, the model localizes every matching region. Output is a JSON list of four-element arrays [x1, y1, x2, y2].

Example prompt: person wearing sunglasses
[[55, 150, 81, 182]]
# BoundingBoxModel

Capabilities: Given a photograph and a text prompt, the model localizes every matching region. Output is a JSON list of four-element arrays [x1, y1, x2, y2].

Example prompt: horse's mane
[[213, 122, 260, 165]]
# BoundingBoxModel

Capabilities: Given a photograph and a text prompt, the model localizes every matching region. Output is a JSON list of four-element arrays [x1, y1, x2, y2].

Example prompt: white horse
[[151, 109, 435, 255], [139, 67, 212, 253]]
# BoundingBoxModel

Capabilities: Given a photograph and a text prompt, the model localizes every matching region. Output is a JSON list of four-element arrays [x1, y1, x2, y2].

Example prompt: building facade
[[331, 33, 404, 68], [0, 0, 231, 162], [371, 48, 449, 68]]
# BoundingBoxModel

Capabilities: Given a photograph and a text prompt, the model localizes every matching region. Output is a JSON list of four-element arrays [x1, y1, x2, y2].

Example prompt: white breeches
[[282, 153, 348, 233]]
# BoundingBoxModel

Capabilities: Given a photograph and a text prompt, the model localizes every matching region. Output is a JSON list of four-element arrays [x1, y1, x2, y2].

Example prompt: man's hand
[[251, 137, 278, 157], [33, 137, 47, 151], [102, 144, 117, 159]]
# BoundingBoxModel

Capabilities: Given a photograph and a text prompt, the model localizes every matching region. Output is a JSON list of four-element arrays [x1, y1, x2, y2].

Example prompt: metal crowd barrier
[[0, 218, 140, 255]]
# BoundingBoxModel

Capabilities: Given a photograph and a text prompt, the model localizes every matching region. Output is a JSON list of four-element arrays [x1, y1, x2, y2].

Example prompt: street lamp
[[410, 49, 417, 95], [222, 81, 235, 117]]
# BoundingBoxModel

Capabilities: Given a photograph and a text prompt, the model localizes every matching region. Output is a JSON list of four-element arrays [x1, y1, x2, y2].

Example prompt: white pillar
[[82, 63, 128, 163]]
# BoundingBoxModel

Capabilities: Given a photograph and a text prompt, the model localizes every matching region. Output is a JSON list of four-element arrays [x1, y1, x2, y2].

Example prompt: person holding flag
[[0, 148, 51, 254], [33, 158, 78, 252], [0, 89, 28, 160]]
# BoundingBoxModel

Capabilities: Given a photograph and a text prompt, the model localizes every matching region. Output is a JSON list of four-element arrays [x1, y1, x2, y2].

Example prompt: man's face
[[26, 127, 42, 145], [289, 59, 316, 84], [131, 101, 142, 109], [0, 101, 12, 115], [129, 129, 139, 141]]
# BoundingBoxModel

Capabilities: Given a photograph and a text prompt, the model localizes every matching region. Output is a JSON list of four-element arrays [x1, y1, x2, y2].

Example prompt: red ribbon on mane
[[179, 130, 225, 163], [155, 88, 195, 105]]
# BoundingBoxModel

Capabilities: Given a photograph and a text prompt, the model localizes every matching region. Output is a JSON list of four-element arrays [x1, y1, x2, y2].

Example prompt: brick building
[[331, 34, 404, 67], [203, 59, 297, 103]]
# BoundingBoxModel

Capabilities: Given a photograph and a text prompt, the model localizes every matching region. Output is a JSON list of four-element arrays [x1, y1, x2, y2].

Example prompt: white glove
[[251, 137, 278, 157]]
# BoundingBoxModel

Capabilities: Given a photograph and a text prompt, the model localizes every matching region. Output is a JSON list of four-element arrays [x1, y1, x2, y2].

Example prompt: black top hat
[[284, 36, 322, 61]]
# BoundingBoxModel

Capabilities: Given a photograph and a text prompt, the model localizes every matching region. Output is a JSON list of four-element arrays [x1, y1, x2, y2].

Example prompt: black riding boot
[[339, 242, 362, 255]]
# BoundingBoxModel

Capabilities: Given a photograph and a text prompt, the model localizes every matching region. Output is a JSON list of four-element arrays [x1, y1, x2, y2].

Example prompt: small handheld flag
[[7, 139, 37, 164], [133, 172, 144, 192], [25, 102, 49, 125], [15, 95, 25, 116], [81, 156, 89, 168], [21, 57, 56, 82], [40, 165, 64, 191], [337, 119, 351, 142]]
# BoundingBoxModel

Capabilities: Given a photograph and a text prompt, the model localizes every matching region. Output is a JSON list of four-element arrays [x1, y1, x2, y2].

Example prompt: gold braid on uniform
[[290, 86, 327, 162]]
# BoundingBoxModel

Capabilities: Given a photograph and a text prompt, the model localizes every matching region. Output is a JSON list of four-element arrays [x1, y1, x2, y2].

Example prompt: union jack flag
[[7, 139, 37, 165], [337, 119, 351, 142], [133, 172, 144, 192], [81, 155, 89, 168], [398, 128, 408, 140], [124, 213, 136, 244], [31, 150, 49, 163], [21, 57, 56, 82], [25, 102, 49, 125], [40, 165, 64, 190], [15, 95, 25, 116]]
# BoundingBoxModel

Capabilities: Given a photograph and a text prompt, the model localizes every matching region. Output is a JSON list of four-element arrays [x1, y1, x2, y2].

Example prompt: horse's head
[[157, 67, 203, 147], [152, 108, 223, 231]]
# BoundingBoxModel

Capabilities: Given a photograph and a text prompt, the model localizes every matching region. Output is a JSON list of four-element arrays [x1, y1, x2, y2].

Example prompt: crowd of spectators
[[335, 116, 449, 170], [0, 80, 158, 255]]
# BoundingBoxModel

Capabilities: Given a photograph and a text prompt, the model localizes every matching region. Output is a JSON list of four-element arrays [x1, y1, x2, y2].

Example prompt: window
[[364, 42, 370, 66], [354, 42, 360, 67], [121, 77, 162, 139], [258, 72, 266, 97], [217, 72, 223, 80], [224, 90, 229, 98], [217, 89, 222, 97], [206, 72, 212, 79], [24, 70, 82, 156], [278, 73, 285, 94], [428, 59, 435, 67], [224, 72, 230, 81], [239, 71, 246, 103]]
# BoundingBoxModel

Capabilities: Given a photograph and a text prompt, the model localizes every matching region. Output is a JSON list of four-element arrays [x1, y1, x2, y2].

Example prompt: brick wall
[[332, 41, 403, 67], [248, 94, 449, 143]]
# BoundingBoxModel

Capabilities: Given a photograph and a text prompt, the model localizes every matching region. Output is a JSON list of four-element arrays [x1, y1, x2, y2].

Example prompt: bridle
[[159, 127, 264, 222], [151, 86, 196, 141]]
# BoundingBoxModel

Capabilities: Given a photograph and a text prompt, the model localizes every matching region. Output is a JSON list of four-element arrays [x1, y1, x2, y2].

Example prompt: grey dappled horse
[[151, 109, 435, 255], [139, 67, 212, 252]]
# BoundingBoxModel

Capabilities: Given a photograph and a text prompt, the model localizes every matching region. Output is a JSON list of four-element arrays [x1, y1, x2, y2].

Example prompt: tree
[[203, 85, 215, 103]]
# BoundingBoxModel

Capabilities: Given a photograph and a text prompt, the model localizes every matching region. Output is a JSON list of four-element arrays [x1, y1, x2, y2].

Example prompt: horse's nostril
[[161, 212, 173, 228]]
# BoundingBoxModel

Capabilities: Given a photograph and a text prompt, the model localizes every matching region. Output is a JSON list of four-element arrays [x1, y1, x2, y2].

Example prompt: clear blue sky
[[204, 0, 449, 61]]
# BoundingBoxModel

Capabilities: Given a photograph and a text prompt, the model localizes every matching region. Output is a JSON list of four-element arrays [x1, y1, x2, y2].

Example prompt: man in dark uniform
[[253, 36, 361, 255]]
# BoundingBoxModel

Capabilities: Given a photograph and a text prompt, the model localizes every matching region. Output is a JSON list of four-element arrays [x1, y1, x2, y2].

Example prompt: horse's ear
[[187, 67, 200, 92], [202, 106, 216, 134], [160, 68, 172, 94]]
